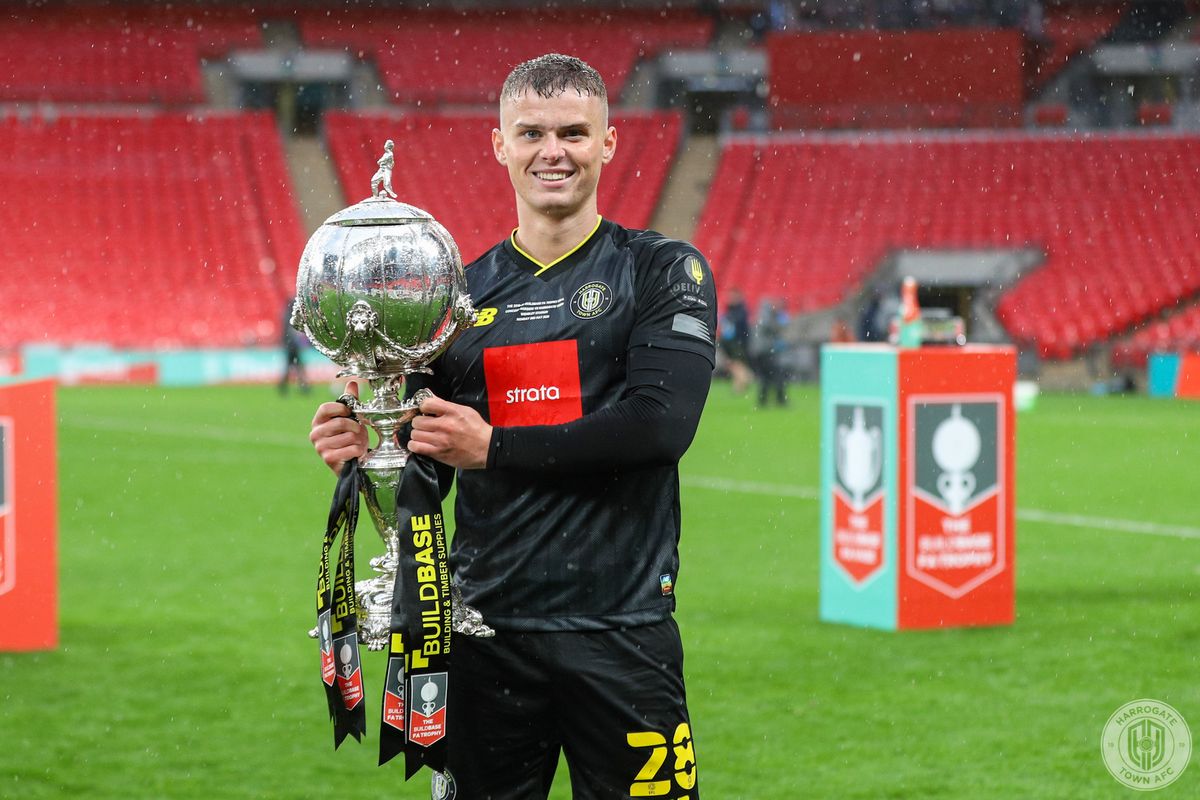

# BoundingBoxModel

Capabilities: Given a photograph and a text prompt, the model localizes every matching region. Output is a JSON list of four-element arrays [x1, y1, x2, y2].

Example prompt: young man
[[311, 54, 715, 799]]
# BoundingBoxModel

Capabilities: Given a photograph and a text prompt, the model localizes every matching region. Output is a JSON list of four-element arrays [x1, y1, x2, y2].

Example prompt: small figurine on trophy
[[370, 139, 398, 199]]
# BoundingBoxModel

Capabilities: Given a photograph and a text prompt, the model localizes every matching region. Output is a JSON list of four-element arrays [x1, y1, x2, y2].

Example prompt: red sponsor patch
[[483, 340, 583, 427]]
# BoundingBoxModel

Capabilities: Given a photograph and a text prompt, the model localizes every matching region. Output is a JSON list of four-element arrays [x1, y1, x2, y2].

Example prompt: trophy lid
[[323, 196, 434, 227]]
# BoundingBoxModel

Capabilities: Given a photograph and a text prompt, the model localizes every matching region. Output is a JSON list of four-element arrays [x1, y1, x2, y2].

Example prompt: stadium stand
[[0, 5, 261, 104], [765, 29, 1026, 130], [0, 111, 304, 349], [8, 0, 1200, 375], [299, 9, 713, 105], [1029, 3, 1125, 89], [1113, 301, 1200, 367], [323, 109, 683, 263], [695, 133, 1200, 358]]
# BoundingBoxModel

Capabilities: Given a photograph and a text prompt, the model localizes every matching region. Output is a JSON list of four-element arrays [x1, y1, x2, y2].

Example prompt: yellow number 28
[[626, 723, 696, 798]]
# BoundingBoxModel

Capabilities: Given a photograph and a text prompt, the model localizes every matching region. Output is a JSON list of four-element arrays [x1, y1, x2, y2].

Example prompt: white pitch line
[[1013, 508, 1200, 541], [55, 418, 1200, 542], [59, 414, 305, 449], [680, 475, 1200, 541], [681, 475, 819, 500]]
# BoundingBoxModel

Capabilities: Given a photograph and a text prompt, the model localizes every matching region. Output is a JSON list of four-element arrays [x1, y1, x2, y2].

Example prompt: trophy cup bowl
[[292, 168, 487, 650]]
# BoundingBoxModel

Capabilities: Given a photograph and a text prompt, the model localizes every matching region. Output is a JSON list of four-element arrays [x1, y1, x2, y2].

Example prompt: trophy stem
[[298, 144, 493, 661], [355, 463, 403, 651], [347, 383, 493, 649]]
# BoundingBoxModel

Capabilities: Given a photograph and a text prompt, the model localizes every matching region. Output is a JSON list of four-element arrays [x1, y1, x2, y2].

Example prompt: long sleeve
[[486, 345, 712, 472]]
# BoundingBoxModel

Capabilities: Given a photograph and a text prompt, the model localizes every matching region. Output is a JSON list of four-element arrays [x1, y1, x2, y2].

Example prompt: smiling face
[[492, 89, 616, 223]]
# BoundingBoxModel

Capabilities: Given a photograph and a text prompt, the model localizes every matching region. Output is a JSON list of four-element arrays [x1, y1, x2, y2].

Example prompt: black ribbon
[[316, 458, 367, 748], [378, 454, 453, 776], [315, 448, 452, 776]]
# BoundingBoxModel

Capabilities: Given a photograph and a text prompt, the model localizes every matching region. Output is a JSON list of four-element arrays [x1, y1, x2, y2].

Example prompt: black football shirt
[[416, 217, 717, 632]]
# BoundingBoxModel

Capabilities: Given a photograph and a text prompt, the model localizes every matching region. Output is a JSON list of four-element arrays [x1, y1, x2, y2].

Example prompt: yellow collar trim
[[511, 215, 603, 276]]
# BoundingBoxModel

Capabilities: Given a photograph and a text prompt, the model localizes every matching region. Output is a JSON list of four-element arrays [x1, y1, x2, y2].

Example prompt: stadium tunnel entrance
[[862, 248, 1043, 345], [229, 50, 355, 134], [779, 248, 1044, 384]]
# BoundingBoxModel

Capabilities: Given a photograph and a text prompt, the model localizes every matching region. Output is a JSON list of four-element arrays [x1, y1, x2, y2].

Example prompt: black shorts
[[441, 618, 700, 800]]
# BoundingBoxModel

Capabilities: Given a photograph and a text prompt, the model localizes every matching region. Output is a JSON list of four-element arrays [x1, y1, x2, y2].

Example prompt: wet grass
[[0, 383, 1196, 798]]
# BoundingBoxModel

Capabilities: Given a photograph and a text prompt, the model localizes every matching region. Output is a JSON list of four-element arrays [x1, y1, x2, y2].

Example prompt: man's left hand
[[409, 394, 492, 469]]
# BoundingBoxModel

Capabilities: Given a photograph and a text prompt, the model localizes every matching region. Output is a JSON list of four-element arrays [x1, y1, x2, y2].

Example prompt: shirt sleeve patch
[[672, 313, 711, 342], [668, 254, 712, 310]]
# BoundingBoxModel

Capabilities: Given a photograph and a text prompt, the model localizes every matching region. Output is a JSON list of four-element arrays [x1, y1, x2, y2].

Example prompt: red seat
[[0, 112, 303, 349], [1033, 104, 1069, 127], [324, 109, 682, 265], [1137, 103, 1174, 127], [300, 9, 712, 107], [694, 133, 1200, 357]]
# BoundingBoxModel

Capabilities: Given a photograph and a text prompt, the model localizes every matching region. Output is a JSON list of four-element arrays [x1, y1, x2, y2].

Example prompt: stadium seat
[[299, 9, 713, 106], [1029, 4, 1124, 90], [1137, 102, 1174, 126], [766, 30, 1024, 132], [1, 112, 304, 349], [0, 6, 260, 104], [1113, 300, 1200, 368], [323, 109, 682, 264], [695, 133, 1200, 358], [1033, 104, 1069, 127]]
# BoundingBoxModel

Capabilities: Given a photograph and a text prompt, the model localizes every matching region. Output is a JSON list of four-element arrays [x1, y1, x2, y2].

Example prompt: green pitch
[[1, 383, 1196, 798]]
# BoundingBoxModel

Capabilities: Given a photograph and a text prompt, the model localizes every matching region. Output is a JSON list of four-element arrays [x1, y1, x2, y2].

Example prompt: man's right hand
[[310, 381, 369, 475]]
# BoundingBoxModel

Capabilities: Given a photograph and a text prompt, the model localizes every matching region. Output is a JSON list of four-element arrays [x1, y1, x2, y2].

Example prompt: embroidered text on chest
[[504, 298, 565, 322]]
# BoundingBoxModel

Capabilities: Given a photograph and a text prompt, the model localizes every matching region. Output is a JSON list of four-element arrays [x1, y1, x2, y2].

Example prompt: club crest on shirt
[[431, 769, 457, 800], [570, 281, 613, 320]]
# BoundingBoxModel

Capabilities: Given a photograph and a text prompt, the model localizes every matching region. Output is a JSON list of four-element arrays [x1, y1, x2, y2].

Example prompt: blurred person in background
[[719, 287, 754, 393], [278, 297, 309, 395], [752, 297, 790, 407]]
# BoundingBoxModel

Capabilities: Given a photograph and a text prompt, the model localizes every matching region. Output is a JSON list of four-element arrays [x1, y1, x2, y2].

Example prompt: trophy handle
[[317, 294, 478, 379], [370, 294, 478, 368]]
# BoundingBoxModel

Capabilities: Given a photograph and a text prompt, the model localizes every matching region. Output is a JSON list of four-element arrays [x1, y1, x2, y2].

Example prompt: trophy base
[[309, 579, 495, 645], [355, 574, 395, 651]]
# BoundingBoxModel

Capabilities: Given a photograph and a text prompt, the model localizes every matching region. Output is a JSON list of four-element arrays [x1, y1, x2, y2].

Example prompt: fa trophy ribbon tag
[[317, 458, 366, 746], [379, 454, 453, 774], [294, 141, 492, 778]]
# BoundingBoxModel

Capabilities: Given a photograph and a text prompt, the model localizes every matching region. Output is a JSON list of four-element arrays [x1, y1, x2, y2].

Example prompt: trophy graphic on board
[[931, 404, 981, 515], [837, 406, 883, 507]]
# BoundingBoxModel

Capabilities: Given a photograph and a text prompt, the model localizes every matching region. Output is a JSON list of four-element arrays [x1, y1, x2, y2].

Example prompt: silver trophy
[[293, 142, 493, 650]]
